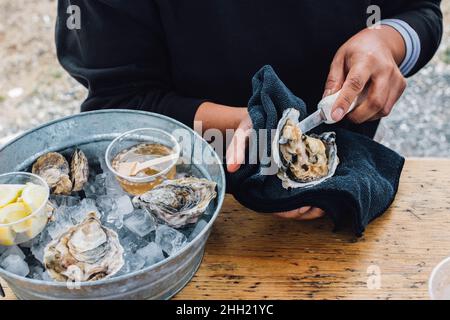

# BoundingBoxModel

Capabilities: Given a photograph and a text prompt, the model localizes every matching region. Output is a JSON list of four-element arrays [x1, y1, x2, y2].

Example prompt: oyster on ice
[[43, 212, 124, 282], [133, 177, 217, 228], [32, 152, 73, 195], [272, 108, 339, 189], [70, 149, 89, 192]]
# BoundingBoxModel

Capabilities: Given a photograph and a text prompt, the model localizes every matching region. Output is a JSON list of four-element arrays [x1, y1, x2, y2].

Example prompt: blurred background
[[0, 0, 449, 156]]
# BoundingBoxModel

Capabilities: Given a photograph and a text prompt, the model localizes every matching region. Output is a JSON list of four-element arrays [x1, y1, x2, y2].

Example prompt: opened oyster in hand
[[32, 152, 73, 195], [272, 108, 339, 189], [133, 177, 217, 228], [43, 212, 124, 282]]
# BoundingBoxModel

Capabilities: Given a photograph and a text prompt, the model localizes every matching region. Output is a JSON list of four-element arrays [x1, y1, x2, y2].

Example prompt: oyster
[[43, 212, 124, 282], [32, 150, 90, 195], [32, 152, 73, 195], [133, 177, 217, 228], [272, 108, 339, 189], [70, 149, 89, 192]]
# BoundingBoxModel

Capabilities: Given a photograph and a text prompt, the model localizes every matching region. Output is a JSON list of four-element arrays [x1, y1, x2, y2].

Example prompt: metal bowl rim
[[0, 109, 226, 288]]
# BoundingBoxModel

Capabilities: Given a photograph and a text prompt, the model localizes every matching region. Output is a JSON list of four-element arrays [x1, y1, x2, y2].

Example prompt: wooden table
[[2, 159, 450, 300]]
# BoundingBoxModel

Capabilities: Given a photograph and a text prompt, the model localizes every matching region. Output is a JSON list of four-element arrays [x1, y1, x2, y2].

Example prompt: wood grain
[[2, 159, 450, 300]]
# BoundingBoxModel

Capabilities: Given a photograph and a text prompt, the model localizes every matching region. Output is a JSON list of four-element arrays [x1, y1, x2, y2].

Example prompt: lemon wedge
[[0, 226, 15, 246], [21, 183, 48, 212], [0, 184, 25, 208], [0, 202, 32, 233]]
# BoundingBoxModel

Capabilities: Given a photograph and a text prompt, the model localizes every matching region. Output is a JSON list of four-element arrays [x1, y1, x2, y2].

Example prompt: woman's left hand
[[226, 112, 326, 221], [274, 207, 325, 220], [324, 25, 407, 123]]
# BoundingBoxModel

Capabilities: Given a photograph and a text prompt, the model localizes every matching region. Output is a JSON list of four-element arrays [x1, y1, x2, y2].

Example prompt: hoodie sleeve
[[56, 0, 206, 127], [377, 0, 443, 77]]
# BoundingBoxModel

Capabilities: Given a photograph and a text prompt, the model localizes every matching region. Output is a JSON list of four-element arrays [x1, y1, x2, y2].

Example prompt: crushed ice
[[0, 153, 212, 281]]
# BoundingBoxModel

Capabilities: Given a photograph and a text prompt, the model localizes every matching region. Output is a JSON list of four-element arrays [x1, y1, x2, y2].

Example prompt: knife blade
[[298, 109, 326, 134], [298, 89, 357, 134]]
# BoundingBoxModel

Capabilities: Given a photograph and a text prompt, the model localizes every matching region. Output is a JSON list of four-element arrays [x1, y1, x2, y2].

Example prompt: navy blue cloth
[[227, 66, 405, 236]]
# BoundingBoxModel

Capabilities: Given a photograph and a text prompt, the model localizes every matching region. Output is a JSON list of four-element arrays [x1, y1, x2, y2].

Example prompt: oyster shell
[[32, 152, 73, 195], [43, 212, 124, 282], [70, 149, 89, 192], [272, 108, 339, 189], [132, 177, 217, 228]]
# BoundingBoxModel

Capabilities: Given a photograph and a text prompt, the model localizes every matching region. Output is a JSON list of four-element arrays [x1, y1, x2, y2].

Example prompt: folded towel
[[226, 65, 405, 236]]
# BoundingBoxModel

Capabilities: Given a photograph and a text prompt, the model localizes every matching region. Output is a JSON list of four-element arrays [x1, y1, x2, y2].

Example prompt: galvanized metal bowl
[[0, 110, 225, 300]]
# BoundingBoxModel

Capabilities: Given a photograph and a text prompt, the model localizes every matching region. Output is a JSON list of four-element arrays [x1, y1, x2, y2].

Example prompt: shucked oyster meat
[[272, 108, 339, 189], [43, 212, 124, 282], [32, 152, 73, 195], [71, 149, 89, 192], [133, 177, 217, 228]]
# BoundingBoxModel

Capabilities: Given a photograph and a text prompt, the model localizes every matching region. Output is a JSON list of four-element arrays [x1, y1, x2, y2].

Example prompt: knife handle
[[319, 89, 357, 124]]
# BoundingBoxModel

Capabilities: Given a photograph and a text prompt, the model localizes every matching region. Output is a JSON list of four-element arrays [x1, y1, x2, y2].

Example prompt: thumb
[[226, 127, 251, 173], [331, 64, 370, 121]]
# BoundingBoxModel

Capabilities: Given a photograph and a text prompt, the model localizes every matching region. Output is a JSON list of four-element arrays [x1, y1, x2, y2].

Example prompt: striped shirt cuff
[[381, 19, 421, 76]]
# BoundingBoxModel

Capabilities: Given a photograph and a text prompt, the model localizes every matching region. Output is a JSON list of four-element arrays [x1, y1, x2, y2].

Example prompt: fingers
[[368, 73, 406, 121], [349, 69, 406, 123], [347, 76, 388, 123], [323, 53, 345, 98], [275, 207, 325, 221], [331, 64, 371, 121], [274, 206, 311, 219], [297, 207, 326, 220], [226, 127, 251, 173]]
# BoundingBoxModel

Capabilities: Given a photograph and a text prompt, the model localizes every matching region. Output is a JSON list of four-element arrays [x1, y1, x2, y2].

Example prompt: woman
[[56, 0, 442, 220]]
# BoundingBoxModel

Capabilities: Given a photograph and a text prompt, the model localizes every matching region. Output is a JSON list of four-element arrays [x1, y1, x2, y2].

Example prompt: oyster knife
[[299, 89, 357, 134]]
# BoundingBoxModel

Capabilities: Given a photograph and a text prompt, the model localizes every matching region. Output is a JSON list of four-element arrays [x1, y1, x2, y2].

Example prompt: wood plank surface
[[2, 159, 450, 300]]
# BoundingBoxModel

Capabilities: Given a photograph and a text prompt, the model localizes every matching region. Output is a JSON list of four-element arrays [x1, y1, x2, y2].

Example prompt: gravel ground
[[0, 0, 449, 157]]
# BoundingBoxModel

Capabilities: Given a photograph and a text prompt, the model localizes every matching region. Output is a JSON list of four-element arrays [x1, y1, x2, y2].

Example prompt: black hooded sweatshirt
[[56, 0, 443, 137]]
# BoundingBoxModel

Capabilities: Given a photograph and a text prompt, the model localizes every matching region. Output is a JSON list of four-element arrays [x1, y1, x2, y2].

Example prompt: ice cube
[[31, 230, 52, 264], [120, 233, 149, 254], [0, 245, 26, 262], [155, 225, 187, 256], [47, 217, 73, 240], [49, 195, 81, 207], [96, 195, 117, 215], [116, 233, 150, 276], [29, 265, 45, 280], [83, 173, 107, 198], [68, 198, 99, 224], [0, 254, 30, 277], [98, 154, 109, 173], [106, 195, 134, 229], [124, 209, 157, 238], [104, 173, 125, 196], [122, 252, 146, 274], [45, 205, 74, 240], [115, 195, 134, 215], [188, 219, 208, 241], [136, 243, 165, 266]]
